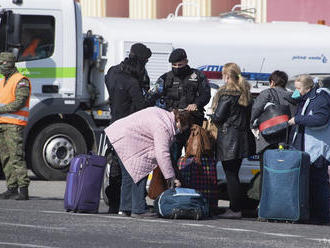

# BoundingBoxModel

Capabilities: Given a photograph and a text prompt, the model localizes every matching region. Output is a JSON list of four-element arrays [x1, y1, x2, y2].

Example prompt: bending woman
[[105, 107, 192, 218]]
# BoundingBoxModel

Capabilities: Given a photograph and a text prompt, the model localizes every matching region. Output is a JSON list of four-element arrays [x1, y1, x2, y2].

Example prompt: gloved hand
[[166, 177, 182, 188]]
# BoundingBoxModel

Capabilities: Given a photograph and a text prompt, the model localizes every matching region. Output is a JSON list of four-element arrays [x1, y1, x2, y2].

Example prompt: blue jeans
[[310, 165, 329, 223], [118, 159, 147, 214]]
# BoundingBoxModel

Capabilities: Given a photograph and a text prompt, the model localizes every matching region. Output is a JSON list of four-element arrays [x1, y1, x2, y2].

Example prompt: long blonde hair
[[222, 62, 251, 106]]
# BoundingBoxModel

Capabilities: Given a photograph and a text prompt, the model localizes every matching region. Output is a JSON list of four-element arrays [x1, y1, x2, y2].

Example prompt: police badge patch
[[189, 72, 198, 81]]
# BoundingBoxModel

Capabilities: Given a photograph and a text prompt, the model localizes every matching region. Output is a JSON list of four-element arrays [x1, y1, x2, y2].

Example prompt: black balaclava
[[0, 52, 16, 77], [172, 65, 191, 77]]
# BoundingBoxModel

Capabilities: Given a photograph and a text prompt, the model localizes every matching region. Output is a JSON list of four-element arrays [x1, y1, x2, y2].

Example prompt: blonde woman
[[211, 63, 253, 219]]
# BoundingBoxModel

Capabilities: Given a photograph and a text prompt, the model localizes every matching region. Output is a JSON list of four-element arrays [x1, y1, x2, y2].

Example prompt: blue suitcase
[[258, 149, 310, 221], [64, 153, 106, 213]]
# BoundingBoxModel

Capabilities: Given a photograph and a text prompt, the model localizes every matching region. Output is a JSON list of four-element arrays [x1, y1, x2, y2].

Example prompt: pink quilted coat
[[105, 107, 177, 183]]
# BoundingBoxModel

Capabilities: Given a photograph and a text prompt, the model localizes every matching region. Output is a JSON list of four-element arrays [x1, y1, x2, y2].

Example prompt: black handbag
[[258, 89, 290, 137]]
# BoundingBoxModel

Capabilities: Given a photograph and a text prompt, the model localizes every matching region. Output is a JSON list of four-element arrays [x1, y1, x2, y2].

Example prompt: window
[[17, 15, 55, 62]]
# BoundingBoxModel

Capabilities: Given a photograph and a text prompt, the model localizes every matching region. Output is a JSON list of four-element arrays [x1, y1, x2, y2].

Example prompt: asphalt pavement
[[0, 177, 329, 248]]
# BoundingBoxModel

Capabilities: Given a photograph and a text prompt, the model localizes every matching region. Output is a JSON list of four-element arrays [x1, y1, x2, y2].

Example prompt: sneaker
[[217, 209, 242, 219], [118, 211, 131, 217], [130, 212, 158, 219]]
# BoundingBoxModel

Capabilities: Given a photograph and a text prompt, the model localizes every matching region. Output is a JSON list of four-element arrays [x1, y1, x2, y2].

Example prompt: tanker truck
[[1, 0, 330, 182]]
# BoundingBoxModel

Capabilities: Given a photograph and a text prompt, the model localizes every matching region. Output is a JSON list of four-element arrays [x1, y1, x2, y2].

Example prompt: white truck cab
[[1, 0, 330, 182]]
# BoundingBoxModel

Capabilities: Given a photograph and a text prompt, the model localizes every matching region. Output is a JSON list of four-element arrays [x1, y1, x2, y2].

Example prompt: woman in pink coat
[[105, 107, 192, 218]]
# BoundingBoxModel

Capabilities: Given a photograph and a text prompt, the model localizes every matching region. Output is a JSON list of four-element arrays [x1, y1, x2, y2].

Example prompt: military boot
[[0, 187, 18, 199], [16, 187, 29, 200]]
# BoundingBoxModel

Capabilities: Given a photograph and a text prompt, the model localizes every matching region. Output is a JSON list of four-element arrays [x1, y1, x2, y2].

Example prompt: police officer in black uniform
[[155, 48, 211, 165]]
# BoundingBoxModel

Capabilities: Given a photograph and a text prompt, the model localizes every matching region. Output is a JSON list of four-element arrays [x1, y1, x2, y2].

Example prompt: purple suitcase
[[64, 153, 106, 213]]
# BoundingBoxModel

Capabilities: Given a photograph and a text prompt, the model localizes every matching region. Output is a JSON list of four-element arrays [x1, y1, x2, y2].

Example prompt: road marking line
[[306, 238, 330, 243], [1, 207, 328, 242], [0, 242, 58, 248], [219, 227, 253, 232], [182, 223, 207, 227], [261, 232, 302, 238], [183, 223, 304, 238], [133, 218, 170, 223], [0, 222, 66, 230]]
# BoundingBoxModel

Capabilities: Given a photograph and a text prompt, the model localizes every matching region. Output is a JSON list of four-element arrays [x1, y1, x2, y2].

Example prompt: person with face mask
[[105, 107, 192, 218], [0, 52, 31, 200], [105, 42, 152, 123], [154, 48, 211, 167], [288, 74, 330, 225]]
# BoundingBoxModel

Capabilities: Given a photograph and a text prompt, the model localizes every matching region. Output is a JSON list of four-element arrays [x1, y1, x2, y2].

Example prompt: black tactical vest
[[163, 71, 199, 109]]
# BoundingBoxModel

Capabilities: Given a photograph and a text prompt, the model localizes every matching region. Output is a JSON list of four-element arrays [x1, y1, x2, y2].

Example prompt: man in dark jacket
[[153, 48, 211, 165], [104, 43, 151, 214], [250, 70, 296, 200], [105, 43, 151, 122]]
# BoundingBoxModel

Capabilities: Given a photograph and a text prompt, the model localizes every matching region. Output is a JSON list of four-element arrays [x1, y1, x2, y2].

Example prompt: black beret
[[169, 48, 187, 63], [129, 43, 152, 61]]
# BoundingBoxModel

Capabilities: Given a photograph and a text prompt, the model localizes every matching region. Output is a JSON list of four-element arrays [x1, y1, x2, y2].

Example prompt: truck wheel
[[31, 123, 87, 180]]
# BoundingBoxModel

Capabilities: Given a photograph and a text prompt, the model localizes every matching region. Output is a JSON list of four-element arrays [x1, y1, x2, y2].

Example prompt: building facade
[[80, 0, 330, 25]]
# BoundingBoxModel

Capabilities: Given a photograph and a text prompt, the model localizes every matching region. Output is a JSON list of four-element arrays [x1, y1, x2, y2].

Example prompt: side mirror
[[5, 11, 22, 48]]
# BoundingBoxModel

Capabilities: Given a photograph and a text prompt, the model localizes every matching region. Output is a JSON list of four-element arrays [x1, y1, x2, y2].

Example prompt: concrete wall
[[82, 0, 243, 18], [267, 0, 330, 24], [211, 0, 240, 16], [157, 1, 182, 18], [106, 0, 129, 17]]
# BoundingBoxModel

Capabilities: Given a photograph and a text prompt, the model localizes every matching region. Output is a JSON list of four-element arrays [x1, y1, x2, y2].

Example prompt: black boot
[[0, 187, 18, 199], [16, 187, 29, 200]]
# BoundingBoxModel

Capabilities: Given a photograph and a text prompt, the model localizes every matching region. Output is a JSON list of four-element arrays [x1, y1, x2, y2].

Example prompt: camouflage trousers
[[0, 124, 30, 189]]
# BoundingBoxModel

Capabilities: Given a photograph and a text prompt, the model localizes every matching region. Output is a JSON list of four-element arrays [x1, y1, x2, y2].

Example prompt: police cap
[[129, 43, 152, 61], [0, 52, 16, 62], [169, 48, 187, 63]]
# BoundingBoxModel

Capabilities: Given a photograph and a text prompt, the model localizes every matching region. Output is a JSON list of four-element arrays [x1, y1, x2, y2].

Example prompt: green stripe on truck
[[0, 67, 77, 78]]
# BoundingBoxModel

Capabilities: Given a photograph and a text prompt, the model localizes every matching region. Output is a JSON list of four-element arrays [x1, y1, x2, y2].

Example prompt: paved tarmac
[[0, 177, 329, 248]]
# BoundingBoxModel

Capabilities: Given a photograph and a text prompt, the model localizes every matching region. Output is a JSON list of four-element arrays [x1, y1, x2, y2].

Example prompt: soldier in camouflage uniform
[[0, 52, 31, 200]]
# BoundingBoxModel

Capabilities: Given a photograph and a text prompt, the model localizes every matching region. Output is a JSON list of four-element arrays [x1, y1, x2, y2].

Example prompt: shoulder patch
[[190, 72, 197, 80], [17, 81, 30, 87]]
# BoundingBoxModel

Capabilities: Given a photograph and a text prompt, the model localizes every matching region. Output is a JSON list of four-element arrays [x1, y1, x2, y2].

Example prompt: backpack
[[154, 188, 209, 220]]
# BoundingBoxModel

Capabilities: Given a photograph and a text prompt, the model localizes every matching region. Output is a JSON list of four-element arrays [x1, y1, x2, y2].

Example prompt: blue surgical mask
[[292, 89, 301, 99]]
